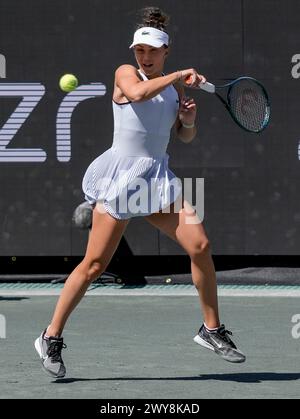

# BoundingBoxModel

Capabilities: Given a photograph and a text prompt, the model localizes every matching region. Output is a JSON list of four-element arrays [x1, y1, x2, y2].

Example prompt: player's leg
[[48, 203, 129, 337], [145, 199, 219, 329], [145, 199, 246, 363], [34, 203, 129, 377]]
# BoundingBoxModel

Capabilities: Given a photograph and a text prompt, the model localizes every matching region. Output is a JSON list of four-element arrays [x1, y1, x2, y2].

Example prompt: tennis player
[[34, 7, 245, 378]]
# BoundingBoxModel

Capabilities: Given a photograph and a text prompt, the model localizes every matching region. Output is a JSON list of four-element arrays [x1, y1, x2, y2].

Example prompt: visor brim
[[129, 40, 165, 49]]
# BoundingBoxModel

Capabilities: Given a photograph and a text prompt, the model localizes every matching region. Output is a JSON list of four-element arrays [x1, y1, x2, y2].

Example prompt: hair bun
[[137, 7, 169, 31]]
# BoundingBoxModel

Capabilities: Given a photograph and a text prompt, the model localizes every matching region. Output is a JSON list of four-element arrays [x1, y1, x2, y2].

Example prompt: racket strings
[[228, 80, 269, 132]]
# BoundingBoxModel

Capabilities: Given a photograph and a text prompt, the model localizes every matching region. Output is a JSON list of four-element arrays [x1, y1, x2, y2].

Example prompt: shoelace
[[47, 340, 67, 362], [218, 326, 233, 343]]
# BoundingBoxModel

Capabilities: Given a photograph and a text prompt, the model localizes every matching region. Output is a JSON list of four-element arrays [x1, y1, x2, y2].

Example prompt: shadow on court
[[55, 372, 300, 385], [0, 296, 29, 301]]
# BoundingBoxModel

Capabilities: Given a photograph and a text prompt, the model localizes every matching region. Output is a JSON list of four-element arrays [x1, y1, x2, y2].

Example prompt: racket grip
[[199, 82, 215, 93], [185, 74, 196, 85], [184, 75, 215, 93]]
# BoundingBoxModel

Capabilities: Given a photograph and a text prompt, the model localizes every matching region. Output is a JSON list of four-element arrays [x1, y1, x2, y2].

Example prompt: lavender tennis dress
[[82, 70, 182, 219]]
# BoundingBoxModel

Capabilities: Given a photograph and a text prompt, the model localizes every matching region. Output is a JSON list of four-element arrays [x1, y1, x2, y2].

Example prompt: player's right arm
[[115, 65, 201, 103]]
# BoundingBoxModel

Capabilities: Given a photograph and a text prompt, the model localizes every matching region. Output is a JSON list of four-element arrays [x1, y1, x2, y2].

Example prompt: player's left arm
[[173, 81, 197, 144]]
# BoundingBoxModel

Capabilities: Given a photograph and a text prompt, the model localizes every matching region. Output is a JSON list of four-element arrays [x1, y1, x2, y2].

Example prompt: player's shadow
[[0, 296, 29, 301], [194, 372, 300, 383], [54, 372, 300, 384]]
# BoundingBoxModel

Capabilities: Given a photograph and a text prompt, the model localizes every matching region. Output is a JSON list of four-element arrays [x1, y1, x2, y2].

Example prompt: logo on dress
[[142, 31, 150, 35]]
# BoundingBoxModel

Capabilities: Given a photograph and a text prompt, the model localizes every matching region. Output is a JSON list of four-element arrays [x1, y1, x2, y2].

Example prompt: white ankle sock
[[204, 323, 219, 333], [44, 325, 53, 339]]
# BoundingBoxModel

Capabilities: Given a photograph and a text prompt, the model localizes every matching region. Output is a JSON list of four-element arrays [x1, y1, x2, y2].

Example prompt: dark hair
[[136, 7, 170, 32]]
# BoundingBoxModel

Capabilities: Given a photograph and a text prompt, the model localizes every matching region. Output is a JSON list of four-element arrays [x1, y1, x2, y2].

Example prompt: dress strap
[[137, 69, 148, 81]]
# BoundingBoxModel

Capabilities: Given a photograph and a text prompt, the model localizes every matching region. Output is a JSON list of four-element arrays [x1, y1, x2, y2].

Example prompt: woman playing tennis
[[34, 7, 245, 378]]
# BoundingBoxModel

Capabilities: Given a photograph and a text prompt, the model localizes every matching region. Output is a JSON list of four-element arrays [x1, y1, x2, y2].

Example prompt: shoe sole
[[34, 337, 43, 358], [193, 334, 246, 364], [34, 337, 66, 378]]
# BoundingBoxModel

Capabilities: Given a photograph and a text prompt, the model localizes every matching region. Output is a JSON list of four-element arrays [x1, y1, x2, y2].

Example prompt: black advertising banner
[[0, 0, 299, 256]]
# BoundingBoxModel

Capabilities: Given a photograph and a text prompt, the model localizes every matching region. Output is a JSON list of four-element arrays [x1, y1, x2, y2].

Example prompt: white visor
[[129, 27, 169, 49]]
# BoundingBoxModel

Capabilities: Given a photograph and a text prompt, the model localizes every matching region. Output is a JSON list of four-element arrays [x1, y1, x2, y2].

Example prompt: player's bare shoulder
[[115, 64, 139, 79]]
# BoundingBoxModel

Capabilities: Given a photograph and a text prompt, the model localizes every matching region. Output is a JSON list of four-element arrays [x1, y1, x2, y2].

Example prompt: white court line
[[1, 286, 300, 298]]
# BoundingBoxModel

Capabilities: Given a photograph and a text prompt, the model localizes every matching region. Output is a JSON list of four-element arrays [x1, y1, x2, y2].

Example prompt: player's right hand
[[179, 69, 206, 88]]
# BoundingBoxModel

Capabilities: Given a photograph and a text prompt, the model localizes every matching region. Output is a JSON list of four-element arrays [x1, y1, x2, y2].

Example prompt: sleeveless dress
[[82, 70, 182, 220]]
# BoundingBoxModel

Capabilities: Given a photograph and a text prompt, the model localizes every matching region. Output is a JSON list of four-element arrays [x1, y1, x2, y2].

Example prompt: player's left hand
[[179, 96, 197, 126]]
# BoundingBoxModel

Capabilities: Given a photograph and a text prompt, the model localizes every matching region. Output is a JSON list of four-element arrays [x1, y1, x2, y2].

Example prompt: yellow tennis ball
[[59, 74, 78, 92]]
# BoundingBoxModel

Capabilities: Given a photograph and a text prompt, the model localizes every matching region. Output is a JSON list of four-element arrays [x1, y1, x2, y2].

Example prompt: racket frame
[[197, 76, 271, 133]]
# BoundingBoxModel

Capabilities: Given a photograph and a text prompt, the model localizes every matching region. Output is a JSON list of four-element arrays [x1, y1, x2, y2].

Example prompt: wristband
[[181, 121, 195, 129]]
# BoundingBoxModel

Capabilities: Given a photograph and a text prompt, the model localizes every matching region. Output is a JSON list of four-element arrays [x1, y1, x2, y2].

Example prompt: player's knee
[[81, 260, 105, 283], [189, 239, 210, 260]]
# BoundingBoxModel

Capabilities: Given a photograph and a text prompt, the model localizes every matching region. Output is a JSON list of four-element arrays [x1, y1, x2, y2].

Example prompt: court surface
[[1, 284, 300, 399]]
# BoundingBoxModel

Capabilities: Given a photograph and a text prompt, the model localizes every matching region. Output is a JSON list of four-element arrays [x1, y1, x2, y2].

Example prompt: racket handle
[[184, 75, 215, 93], [199, 82, 215, 93]]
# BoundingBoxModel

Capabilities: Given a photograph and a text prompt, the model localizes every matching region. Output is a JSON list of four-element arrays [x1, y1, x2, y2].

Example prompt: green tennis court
[[1, 284, 299, 399]]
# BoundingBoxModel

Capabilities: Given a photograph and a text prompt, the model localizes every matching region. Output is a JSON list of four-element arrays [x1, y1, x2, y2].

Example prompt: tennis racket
[[185, 76, 270, 133]]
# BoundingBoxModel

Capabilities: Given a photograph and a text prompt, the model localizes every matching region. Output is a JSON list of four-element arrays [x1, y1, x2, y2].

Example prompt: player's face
[[134, 44, 168, 78]]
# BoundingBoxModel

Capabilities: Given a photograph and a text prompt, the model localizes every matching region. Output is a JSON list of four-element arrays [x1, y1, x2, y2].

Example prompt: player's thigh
[[83, 202, 129, 268], [145, 199, 209, 257]]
